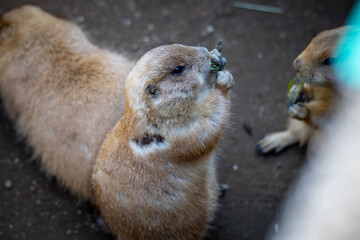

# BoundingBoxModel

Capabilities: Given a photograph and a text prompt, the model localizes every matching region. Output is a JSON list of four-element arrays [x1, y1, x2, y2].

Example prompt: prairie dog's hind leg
[[256, 119, 315, 155], [256, 130, 298, 154]]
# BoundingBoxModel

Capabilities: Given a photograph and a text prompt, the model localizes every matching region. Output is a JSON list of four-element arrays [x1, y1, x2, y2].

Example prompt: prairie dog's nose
[[293, 58, 302, 73]]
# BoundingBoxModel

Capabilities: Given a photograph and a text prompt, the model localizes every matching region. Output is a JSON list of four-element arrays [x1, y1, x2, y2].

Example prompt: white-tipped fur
[[0, 6, 234, 239], [129, 140, 171, 157], [93, 45, 233, 239], [0, 5, 134, 198]]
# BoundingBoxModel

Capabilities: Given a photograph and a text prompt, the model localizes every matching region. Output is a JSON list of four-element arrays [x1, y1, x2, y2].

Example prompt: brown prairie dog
[[92, 45, 234, 239], [256, 27, 345, 154], [0, 5, 134, 199], [0, 5, 234, 240]]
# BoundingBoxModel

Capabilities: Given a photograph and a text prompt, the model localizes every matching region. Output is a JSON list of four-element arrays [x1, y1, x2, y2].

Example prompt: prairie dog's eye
[[171, 66, 185, 75], [323, 57, 336, 65]]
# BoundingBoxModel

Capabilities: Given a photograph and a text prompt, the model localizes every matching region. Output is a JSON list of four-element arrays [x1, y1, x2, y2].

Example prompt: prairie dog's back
[[0, 5, 134, 198]]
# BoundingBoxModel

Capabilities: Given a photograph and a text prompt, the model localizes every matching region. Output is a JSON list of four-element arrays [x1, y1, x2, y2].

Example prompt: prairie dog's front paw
[[210, 49, 227, 71], [215, 71, 234, 91], [289, 103, 308, 119]]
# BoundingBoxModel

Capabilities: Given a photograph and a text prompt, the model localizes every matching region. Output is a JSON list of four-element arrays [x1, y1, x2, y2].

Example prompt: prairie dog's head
[[125, 44, 214, 125], [293, 27, 347, 86]]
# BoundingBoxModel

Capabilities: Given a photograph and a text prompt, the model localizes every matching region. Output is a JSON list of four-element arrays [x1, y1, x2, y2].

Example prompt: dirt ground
[[0, 0, 355, 239]]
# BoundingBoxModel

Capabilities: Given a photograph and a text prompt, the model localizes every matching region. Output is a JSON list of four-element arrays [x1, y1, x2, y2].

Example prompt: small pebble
[[233, 165, 238, 171], [4, 180, 12, 189], [206, 25, 214, 34], [134, 11, 141, 19], [147, 23, 154, 31], [9, 224, 13, 229], [123, 19, 132, 26], [76, 16, 85, 23], [142, 36, 150, 43], [66, 229, 71, 235], [257, 52, 264, 59]]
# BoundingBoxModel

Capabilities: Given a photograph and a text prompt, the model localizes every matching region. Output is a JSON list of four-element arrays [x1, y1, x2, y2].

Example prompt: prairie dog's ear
[[0, 22, 13, 43]]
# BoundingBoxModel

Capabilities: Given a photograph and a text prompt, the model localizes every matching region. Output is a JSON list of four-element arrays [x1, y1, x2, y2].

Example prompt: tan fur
[[0, 6, 136, 198], [257, 27, 345, 154], [92, 44, 234, 239], [0, 5, 234, 239]]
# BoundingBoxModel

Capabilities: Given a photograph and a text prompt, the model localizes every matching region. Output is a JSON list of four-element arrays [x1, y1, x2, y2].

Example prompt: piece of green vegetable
[[294, 82, 304, 99], [287, 76, 297, 94], [287, 76, 304, 104], [210, 61, 221, 71]]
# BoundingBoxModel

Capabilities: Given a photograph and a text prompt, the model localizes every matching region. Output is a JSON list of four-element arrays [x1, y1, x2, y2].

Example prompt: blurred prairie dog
[[0, 5, 134, 198], [92, 44, 234, 239], [256, 27, 345, 154], [0, 5, 234, 239]]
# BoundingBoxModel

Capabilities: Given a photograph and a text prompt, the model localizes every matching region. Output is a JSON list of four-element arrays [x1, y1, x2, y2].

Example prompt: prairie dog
[[92, 45, 234, 239], [0, 5, 234, 239], [0, 5, 135, 199], [256, 27, 345, 154]]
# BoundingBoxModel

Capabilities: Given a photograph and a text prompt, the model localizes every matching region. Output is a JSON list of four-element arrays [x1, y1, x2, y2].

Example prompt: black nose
[[293, 58, 301, 73]]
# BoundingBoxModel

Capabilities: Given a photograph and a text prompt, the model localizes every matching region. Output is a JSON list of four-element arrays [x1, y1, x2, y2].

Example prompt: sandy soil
[[0, 0, 355, 239]]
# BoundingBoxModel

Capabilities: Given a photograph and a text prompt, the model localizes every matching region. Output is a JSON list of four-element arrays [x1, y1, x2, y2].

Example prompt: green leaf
[[210, 61, 221, 71], [294, 81, 304, 100], [287, 76, 297, 94]]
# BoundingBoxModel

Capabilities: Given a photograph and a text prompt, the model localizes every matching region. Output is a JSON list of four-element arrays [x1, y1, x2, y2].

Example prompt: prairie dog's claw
[[216, 41, 222, 52]]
